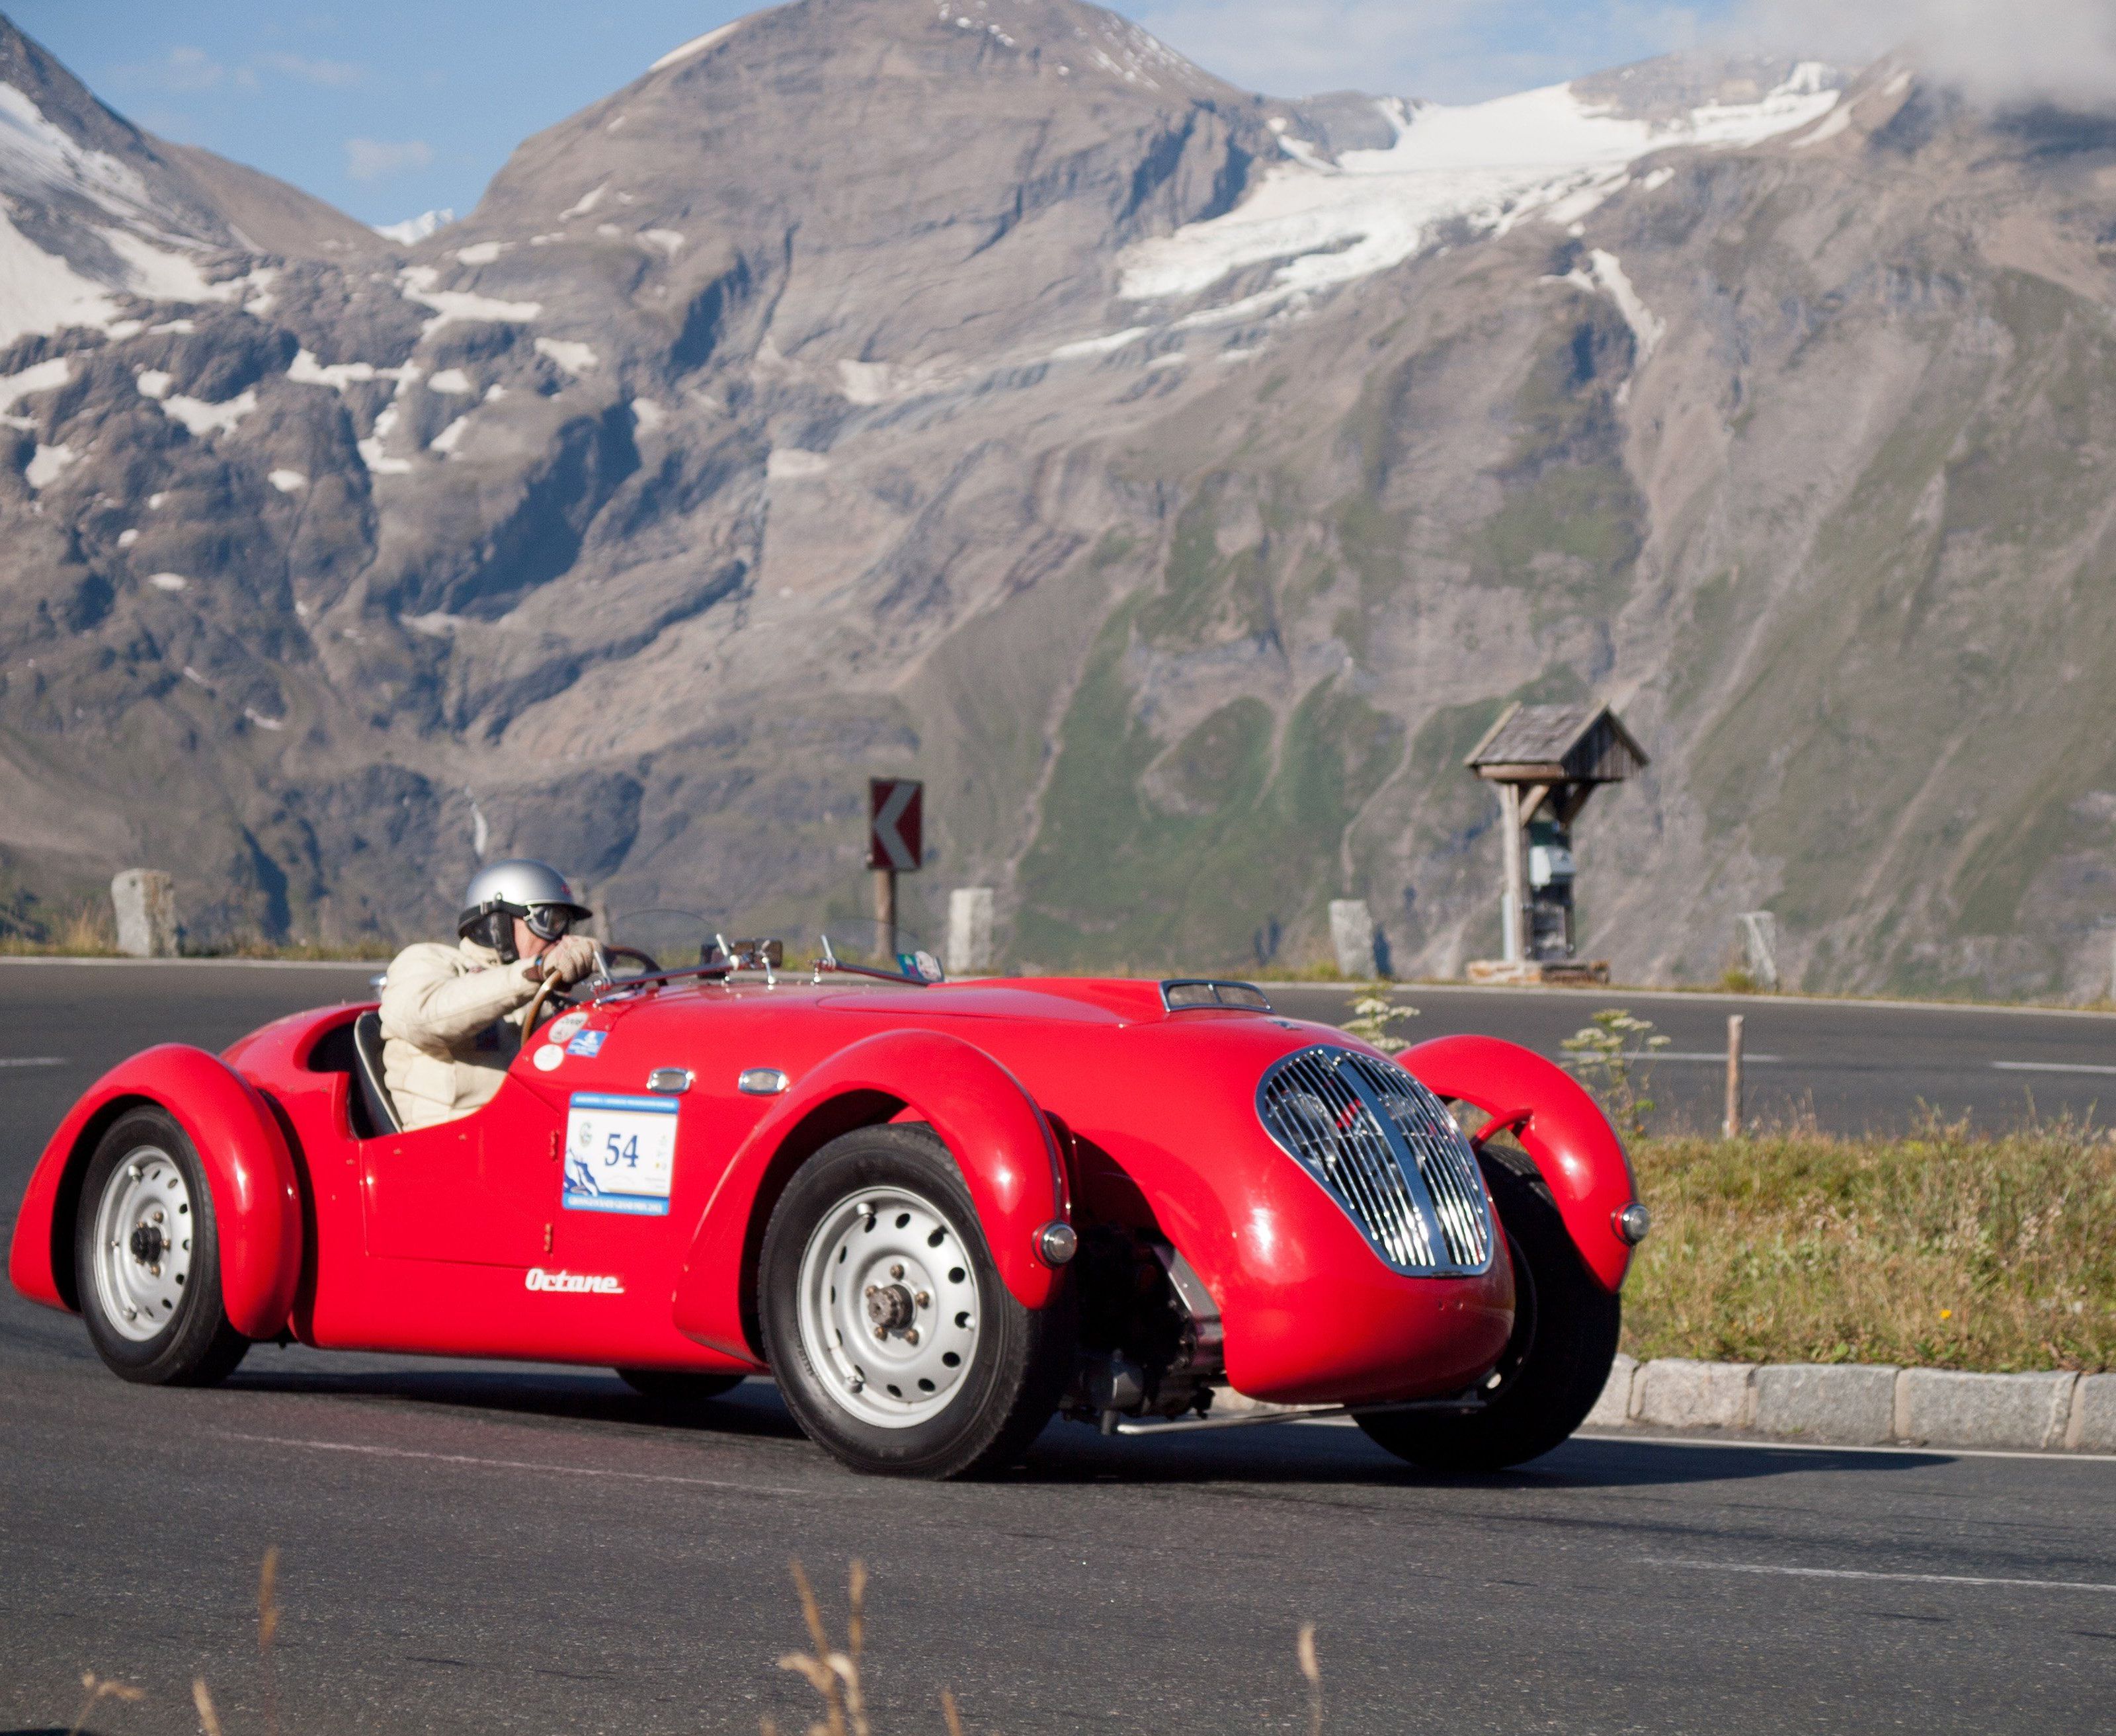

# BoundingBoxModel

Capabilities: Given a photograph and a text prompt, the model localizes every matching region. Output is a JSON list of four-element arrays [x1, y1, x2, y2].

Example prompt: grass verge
[[1619, 1122, 2116, 1373]]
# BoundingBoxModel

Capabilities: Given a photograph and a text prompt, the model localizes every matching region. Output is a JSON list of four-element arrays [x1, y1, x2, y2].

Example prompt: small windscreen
[[1162, 979, 1272, 1013]]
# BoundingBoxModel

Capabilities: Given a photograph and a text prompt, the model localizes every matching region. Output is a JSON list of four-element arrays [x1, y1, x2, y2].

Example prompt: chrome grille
[[1256, 1045, 1496, 1275]]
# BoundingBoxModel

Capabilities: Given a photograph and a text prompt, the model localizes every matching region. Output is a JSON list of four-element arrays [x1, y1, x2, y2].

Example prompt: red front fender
[[7, 1044, 304, 1339], [671, 1028, 1069, 1361], [1401, 1034, 1641, 1293]]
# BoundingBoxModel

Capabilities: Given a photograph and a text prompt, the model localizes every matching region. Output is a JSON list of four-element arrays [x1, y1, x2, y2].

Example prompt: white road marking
[[1992, 1060, 2116, 1076], [0, 1055, 65, 1067], [1576, 1429, 2116, 1464], [1633, 1051, 1783, 1064], [221, 1432, 811, 1497], [1644, 1557, 2116, 1594]]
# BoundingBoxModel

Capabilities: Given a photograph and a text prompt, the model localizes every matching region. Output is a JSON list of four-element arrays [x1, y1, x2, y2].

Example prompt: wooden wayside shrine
[[1463, 701, 1647, 984]]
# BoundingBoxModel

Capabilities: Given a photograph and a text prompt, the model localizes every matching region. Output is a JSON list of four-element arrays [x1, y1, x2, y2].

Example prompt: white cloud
[[1122, 0, 1712, 101], [114, 45, 232, 94], [1730, 0, 2116, 107], [346, 138, 434, 183], [257, 52, 365, 88]]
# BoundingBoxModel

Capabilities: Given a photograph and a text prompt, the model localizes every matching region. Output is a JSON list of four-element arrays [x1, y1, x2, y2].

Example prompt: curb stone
[[1584, 1358, 2106, 1454], [1633, 1357, 1754, 1429], [1586, 1353, 1636, 1427], [1895, 1368, 2076, 1450], [1752, 1364, 1899, 1445], [2069, 1375, 2116, 1452]]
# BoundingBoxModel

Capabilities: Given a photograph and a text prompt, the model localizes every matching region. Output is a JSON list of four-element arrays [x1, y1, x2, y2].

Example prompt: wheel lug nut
[[864, 1285, 877, 1298], [889, 1262, 904, 1280], [905, 1328, 920, 1346], [915, 1290, 930, 1307], [152, 1210, 164, 1223], [874, 1325, 887, 1340]]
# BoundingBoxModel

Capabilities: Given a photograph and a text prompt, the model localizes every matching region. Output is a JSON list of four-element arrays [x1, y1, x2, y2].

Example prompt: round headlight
[[1613, 1202, 1652, 1245], [1036, 1221, 1079, 1266]]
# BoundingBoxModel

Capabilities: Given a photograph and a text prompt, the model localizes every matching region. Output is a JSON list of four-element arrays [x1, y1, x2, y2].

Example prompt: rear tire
[[615, 1368, 745, 1405], [759, 1124, 1073, 1478], [74, 1109, 249, 1387], [1357, 1149, 1617, 1473]]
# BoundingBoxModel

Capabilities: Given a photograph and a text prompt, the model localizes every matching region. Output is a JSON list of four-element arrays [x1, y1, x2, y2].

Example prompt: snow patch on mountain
[[1119, 66, 1842, 310], [375, 208, 455, 245], [0, 218, 116, 345], [399, 265, 541, 329], [24, 441, 73, 488], [650, 21, 739, 73], [161, 388, 258, 438], [0, 84, 149, 217], [534, 337, 598, 374]]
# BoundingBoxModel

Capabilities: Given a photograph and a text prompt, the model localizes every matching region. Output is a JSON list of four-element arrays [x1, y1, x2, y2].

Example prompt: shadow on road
[[217, 1360, 1951, 1491]]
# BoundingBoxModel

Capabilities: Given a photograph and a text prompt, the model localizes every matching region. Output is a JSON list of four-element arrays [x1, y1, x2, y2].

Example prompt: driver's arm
[[381, 951, 542, 1053]]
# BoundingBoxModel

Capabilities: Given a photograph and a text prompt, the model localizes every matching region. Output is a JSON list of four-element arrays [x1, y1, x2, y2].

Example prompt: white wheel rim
[[90, 1145, 195, 1343], [795, 1186, 983, 1430]]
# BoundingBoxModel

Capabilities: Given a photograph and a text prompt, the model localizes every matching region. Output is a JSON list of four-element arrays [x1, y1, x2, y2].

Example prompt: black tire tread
[[1358, 1149, 1619, 1473]]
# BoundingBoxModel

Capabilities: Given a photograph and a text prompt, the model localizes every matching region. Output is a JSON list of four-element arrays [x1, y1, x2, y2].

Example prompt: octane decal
[[524, 1266, 624, 1295]]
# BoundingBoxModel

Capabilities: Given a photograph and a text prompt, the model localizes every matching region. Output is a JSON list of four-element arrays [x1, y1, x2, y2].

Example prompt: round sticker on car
[[532, 1044, 565, 1071], [548, 1010, 589, 1043]]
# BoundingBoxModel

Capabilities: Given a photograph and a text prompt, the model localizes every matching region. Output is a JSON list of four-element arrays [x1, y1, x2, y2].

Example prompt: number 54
[[603, 1131, 641, 1168]]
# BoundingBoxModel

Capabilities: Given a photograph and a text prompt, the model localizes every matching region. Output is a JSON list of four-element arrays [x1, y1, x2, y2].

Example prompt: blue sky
[[9, 1, 1750, 228]]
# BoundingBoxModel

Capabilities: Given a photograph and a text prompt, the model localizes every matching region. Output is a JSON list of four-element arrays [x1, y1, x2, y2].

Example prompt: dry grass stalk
[[777, 1556, 871, 1736], [1297, 1624, 1322, 1736], [65, 1670, 143, 1736], [940, 1688, 964, 1736], [256, 1547, 282, 1736], [192, 1678, 224, 1736]]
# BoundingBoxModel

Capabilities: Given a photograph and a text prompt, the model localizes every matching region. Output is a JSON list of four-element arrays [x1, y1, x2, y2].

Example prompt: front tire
[[74, 1109, 249, 1387], [1358, 1148, 1618, 1473], [758, 1124, 1073, 1478]]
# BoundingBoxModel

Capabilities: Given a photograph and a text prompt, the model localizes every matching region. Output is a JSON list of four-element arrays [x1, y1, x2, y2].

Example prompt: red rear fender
[[1401, 1034, 1641, 1292], [7, 1044, 304, 1338], [671, 1029, 1069, 1360]]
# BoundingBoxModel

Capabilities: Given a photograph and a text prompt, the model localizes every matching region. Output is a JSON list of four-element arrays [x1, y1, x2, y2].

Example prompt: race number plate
[[561, 1093, 678, 1216]]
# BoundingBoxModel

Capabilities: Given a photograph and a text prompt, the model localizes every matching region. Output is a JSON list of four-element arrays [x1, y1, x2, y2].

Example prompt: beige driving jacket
[[378, 938, 542, 1131]]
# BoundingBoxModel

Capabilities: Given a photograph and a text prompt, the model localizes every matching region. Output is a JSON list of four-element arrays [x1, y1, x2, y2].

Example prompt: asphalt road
[[5, 962, 2115, 1732], [1270, 982, 2116, 1135]]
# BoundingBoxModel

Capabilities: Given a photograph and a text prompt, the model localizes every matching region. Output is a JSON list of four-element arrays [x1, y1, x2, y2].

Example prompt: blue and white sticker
[[566, 1027, 608, 1058], [561, 1092, 677, 1216]]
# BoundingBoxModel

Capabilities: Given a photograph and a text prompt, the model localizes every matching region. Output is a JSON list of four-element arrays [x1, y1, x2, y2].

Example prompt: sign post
[[868, 777, 923, 959]]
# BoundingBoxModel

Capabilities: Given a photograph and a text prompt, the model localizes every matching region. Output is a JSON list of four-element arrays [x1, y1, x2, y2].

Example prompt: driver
[[379, 859, 599, 1130]]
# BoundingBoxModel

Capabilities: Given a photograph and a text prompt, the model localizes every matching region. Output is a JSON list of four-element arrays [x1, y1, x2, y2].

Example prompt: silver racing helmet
[[456, 858, 593, 962]]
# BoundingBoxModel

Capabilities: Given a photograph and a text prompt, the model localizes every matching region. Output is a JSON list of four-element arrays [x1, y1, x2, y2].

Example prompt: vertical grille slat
[[1256, 1046, 1495, 1276]]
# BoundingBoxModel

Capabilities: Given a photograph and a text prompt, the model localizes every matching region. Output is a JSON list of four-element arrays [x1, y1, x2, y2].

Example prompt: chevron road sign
[[868, 778, 923, 872]]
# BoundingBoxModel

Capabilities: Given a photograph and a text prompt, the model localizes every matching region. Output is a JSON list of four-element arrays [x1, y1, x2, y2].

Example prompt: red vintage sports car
[[8, 929, 1648, 1477]]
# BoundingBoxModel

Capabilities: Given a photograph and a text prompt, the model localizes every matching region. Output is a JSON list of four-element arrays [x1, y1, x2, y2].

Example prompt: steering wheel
[[521, 965, 568, 1033]]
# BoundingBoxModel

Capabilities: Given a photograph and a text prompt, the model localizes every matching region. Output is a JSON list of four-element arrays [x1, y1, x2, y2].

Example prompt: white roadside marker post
[[1724, 1013, 1745, 1139]]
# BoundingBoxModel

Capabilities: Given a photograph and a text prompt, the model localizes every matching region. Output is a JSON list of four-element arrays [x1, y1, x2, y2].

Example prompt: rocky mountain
[[0, 0, 2113, 997]]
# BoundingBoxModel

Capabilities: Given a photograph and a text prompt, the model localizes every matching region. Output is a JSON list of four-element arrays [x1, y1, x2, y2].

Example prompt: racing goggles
[[520, 903, 575, 942]]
